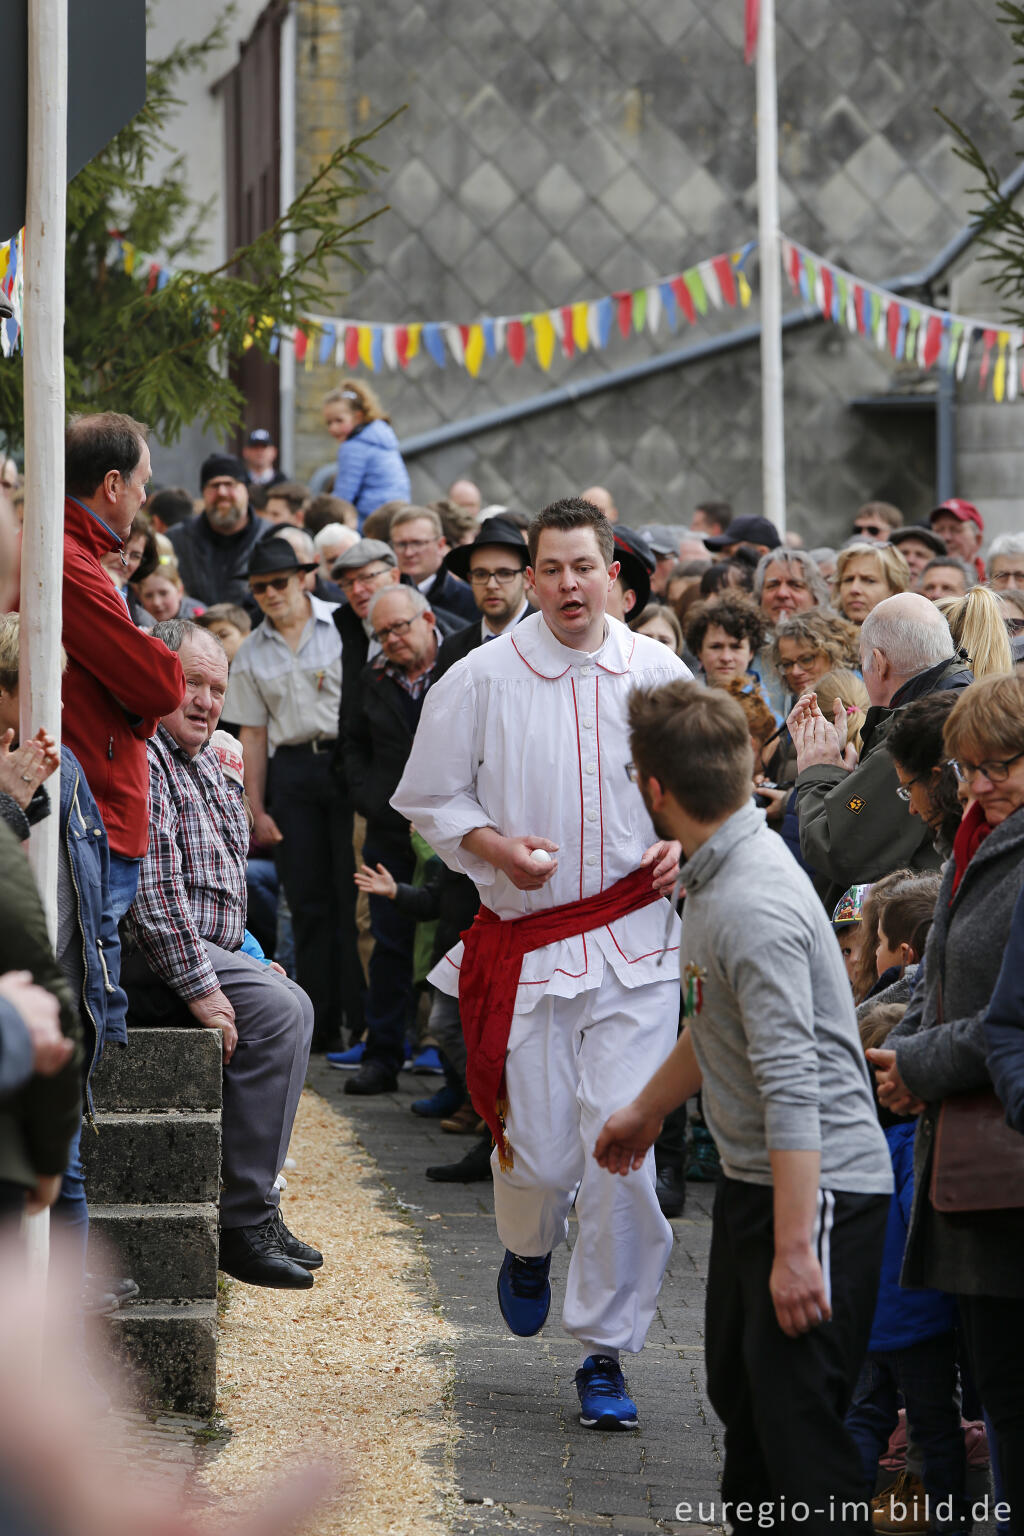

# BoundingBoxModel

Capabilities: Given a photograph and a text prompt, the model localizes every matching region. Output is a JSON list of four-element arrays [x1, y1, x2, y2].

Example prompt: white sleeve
[[391, 663, 499, 887]]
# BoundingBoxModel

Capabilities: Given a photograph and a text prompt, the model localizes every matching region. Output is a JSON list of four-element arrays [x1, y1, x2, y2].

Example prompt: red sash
[[458, 866, 665, 1168]]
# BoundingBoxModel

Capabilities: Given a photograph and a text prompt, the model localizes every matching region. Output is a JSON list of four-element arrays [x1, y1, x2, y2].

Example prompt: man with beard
[[393, 497, 689, 1433], [167, 455, 272, 611], [434, 517, 533, 677]]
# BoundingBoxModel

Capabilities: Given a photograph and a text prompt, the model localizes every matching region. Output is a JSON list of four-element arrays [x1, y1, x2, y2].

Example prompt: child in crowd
[[853, 871, 939, 1012], [323, 379, 411, 530], [135, 561, 205, 623], [832, 883, 870, 991], [845, 1001, 970, 1536], [814, 668, 870, 756], [195, 603, 252, 664]]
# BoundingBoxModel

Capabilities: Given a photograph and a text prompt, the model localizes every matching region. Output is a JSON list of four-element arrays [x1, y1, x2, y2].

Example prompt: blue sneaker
[[410, 1084, 465, 1118], [409, 1046, 444, 1075], [575, 1355, 638, 1431], [497, 1250, 551, 1337], [327, 1042, 365, 1070]]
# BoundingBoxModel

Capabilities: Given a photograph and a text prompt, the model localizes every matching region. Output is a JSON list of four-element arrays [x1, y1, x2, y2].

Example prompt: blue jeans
[[362, 838, 416, 1076], [845, 1332, 970, 1532], [54, 1119, 89, 1281], [107, 853, 141, 926]]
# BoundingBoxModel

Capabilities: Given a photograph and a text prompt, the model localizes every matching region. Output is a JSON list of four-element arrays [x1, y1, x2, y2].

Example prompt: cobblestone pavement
[[311, 1060, 723, 1536]]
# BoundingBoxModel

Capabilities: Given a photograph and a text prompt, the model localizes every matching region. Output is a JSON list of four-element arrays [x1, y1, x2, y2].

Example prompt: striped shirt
[[126, 725, 249, 1001]]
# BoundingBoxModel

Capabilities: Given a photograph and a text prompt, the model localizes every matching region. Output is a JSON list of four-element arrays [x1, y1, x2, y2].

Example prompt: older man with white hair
[[787, 593, 973, 901], [988, 532, 1024, 591]]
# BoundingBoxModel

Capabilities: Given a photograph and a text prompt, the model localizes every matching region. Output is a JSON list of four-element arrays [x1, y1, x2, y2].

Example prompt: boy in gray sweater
[[597, 681, 892, 1535]]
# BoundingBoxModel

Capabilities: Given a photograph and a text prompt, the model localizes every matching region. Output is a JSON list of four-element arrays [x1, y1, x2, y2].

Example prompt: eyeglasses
[[1005, 616, 1024, 637], [249, 575, 294, 596], [374, 617, 417, 643], [778, 652, 822, 675], [468, 567, 525, 587], [391, 538, 435, 555], [895, 774, 927, 803], [949, 749, 1024, 785], [991, 571, 1024, 588], [339, 566, 390, 594], [853, 523, 886, 539]]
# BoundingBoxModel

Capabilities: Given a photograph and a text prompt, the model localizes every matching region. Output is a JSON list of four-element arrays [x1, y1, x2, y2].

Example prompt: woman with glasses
[[990, 584, 1024, 639], [867, 675, 1024, 1524], [833, 542, 911, 627], [886, 693, 965, 861], [323, 378, 411, 531], [772, 609, 860, 696]]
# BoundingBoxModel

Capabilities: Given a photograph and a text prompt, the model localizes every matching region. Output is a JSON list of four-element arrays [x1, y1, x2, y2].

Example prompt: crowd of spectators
[[4, 400, 1024, 1527]]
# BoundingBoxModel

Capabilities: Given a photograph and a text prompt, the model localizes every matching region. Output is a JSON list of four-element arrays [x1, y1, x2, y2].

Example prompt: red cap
[[929, 498, 984, 532]]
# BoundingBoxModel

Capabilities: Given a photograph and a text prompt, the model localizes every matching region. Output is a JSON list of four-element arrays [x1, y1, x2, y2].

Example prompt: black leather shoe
[[344, 1059, 399, 1096], [426, 1132, 493, 1183], [655, 1164, 687, 1218], [275, 1210, 323, 1269], [219, 1218, 315, 1289]]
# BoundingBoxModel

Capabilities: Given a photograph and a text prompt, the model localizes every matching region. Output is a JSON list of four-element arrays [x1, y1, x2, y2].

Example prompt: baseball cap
[[703, 514, 782, 552], [928, 498, 983, 532], [247, 428, 275, 447], [831, 884, 871, 930]]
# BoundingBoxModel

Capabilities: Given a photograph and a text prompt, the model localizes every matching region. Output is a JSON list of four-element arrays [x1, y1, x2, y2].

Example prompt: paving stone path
[[311, 1060, 723, 1536]]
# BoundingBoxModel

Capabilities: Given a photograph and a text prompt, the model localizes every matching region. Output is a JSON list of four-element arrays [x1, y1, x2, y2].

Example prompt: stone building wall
[[293, 0, 1021, 539]]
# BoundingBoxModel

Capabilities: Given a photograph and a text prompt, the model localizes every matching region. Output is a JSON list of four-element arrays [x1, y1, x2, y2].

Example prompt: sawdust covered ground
[[197, 1087, 457, 1535]]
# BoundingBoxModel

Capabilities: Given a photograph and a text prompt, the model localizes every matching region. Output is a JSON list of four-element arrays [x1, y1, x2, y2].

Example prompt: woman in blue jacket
[[324, 379, 411, 530]]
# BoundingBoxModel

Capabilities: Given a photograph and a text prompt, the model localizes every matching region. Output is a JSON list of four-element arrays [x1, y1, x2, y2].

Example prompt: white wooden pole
[[278, 5, 297, 476], [755, 0, 786, 537], [20, 0, 69, 1267]]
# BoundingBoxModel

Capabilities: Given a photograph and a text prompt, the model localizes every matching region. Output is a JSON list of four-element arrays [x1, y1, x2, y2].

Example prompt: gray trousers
[[206, 942, 314, 1230], [428, 990, 466, 1081]]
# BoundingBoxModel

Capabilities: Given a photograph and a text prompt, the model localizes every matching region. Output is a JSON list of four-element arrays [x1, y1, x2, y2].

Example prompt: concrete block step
[[107, 1298, 217, 1416], [82, 1111, 221, 1205], [89, 1202, 218, 1302], [92, 1027, 222, 1113]]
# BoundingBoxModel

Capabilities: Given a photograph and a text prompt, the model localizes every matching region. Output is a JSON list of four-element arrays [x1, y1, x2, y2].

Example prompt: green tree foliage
[[0, 14, 392, 449], [942, 1, 1024, 322]]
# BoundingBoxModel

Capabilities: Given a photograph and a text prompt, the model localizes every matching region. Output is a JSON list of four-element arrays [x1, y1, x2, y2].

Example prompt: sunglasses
[[853, 523, 887, 539], [249, 574, 294, 595]]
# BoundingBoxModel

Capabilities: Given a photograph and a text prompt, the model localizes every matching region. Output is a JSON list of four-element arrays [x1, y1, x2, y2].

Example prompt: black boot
[[426, 1131, 493, 1183], [219, 1217, 315, 1289], [654, 1161, 687, 1218]]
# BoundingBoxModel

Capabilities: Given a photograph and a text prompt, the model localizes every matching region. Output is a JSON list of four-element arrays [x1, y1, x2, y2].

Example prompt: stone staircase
[[83, 1026, 222, 1416]]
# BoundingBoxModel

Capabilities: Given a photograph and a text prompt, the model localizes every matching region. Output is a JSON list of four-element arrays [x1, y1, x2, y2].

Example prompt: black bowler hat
[[612, 526, 656, 613], [443, 517, 529, 580], [703, 514, 781, 552], [248, 536, 317, 577]]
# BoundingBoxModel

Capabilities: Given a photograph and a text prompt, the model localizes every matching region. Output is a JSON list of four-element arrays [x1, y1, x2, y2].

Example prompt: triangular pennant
[[594, 296, 613, 348], [820, 266, 834, 321], [994, 331, 1008, 402], [294, 328, 308, 363], [672, 275, 696, 325], [980, 328, 996, 390], [464, 323, 486, 377], [632, 287, 647, 333], [700, 259, 723, 309], [507, 318, 526, 365], [446, 324, 464, 367], [923, 313, 943, 369], [319, 324, 335, 365], [382, 325, 398, 371], [646, 284, 662, 334], [712, 254, 737, 306], [357, 325, 374, 369], [371, 326, 384, 372], [615, 291, 632, 338], [560, 305, 575, 358], [407, 323, 422, 361], [345, 325, 360, 368], [396, 325, 409, 369], [533, 311, 556, 371], [572, 300, 590, 352], [659, 281, 678, 330], [685, 267, 709, 316], [423, 323, 446, 367], [482, 317, 497, 356]]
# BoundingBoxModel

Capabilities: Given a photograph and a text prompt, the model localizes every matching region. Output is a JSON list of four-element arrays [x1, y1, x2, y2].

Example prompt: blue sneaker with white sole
[[575, 1355, 638, 1430], [326, 1042, 365, 1069], [497, 1250, 551, 1336]]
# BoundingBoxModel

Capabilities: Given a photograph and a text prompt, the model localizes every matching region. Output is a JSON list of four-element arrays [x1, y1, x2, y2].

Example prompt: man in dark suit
[[390, 505, 480, 625], [435, 517, 534, 680]]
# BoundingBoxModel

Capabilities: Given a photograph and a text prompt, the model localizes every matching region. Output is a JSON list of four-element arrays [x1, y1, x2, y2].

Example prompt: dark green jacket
[[0, 821, 83, 1186], [794, 656, 972, 907]]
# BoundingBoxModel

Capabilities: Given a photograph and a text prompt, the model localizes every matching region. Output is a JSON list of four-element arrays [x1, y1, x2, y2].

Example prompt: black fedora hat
[[612, 526, 655, 613], [248, 535, 317, 577], [443, 517, 529, 580]]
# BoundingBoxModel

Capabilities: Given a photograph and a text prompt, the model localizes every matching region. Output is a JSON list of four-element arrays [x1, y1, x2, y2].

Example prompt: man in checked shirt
[[124, 618, 321, 1290]]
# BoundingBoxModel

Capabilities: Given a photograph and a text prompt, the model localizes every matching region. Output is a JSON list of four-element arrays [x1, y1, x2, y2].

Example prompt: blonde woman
[[833, 541, 910, 625], [935, 586, 1013, 679], [324, 378, 411, 530]]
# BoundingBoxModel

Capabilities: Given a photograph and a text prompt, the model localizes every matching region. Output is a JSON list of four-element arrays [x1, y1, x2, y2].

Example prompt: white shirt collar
[[510, 610, 636, 680]]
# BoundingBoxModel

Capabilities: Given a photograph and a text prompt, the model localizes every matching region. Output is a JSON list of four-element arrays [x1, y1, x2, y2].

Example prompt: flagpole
[[754, 0, 786, 536]]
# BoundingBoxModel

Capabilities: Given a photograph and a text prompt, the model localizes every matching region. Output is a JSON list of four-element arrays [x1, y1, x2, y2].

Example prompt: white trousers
[[492, 970, 679, 1355]]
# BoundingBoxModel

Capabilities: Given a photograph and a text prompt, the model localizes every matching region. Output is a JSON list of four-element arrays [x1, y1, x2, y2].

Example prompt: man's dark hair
[[699, 559, 754, 597], [304, 493, 356, 535], [266, 480, 309, 516], [528, 497, 614, 566], [65, 412, 149, 499], [151, 617, 205, 654], [146, 487, 194, 529], [695, 500, 731, 535], [629, 680, 754, 823], [684, 593, 767, 659]]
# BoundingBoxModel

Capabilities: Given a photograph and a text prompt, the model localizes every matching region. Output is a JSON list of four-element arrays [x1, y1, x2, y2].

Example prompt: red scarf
[[950, 799, 992, 897], [458, 866, 665, 1169]]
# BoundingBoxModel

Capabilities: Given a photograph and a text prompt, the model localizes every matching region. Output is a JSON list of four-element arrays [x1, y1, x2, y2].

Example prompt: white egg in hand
[[529, 848, 554, 866]]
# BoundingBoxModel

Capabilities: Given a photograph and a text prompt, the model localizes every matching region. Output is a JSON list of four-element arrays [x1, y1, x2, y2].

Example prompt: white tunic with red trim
[[391, 611, 690, 1015]]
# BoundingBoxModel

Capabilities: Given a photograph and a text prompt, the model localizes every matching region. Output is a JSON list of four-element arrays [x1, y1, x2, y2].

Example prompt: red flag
[[886, 302, 901, 358], [345, 325, 360, 368], [854, 285, 866, 334], [821, 267, 833, 320], [745, 0, 760, 64], [615, 291, 632, 338], [712, 254, 737, 307], [396, 326, 409, 369], [507, 319, 526, 366], [923, 314, 943, 369], [560, 305, 575, 358], [671, 276, 697, 326], [294, 328, 308, 363], [787, 245, 801, 295]]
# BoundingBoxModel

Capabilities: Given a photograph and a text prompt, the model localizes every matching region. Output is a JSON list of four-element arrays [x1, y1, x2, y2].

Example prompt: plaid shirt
[[126, 725, 249, 1001]]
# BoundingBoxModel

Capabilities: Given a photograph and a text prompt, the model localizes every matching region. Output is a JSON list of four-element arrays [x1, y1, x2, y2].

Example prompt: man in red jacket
[[62, 413, 185, 922]]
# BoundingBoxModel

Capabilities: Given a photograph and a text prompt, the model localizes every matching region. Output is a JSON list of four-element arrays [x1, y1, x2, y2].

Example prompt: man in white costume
[[392, 497, 689, 1430]]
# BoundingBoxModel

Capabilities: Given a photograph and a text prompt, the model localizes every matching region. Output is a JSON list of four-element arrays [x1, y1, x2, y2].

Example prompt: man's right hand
[[188, 988, 238, 1063], [0, 971, 72, 1076], [496, 836, 560, 891], [252, 809, 283, 845]]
